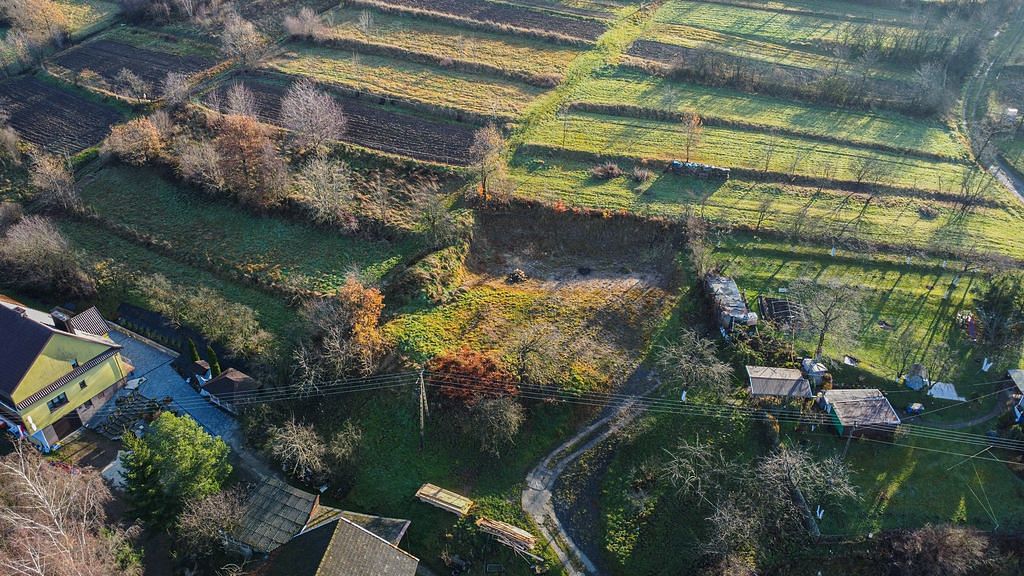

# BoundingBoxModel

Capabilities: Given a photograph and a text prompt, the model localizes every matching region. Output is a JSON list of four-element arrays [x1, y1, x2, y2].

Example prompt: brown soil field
[[0, 75, 122, 153], [211, 77, 478, 165], [52, 40, 215, 88], [357, 0, 607, 41]]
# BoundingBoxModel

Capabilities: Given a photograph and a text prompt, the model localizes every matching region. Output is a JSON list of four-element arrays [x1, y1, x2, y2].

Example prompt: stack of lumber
[[414, 483, 474, 516]]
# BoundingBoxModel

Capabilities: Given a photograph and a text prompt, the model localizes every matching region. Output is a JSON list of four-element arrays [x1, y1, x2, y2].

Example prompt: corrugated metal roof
[[746, 366, 812, 398], [824, 389, 900, 427]]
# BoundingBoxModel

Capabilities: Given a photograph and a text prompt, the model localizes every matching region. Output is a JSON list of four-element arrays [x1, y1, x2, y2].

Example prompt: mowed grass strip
[[98, 26, 219, 57], [321, 6, 581, 78], [999, 136, 1024, 176], [508, 155, 1024, 258], [524, 111, 975, 191], [572, 68, 966, 160], [694, 0, 922, 24], [59, 218, 297, 337], [80, 165, 416, 293], [265, 46, 546, 118], [57, 0, 120, 37]]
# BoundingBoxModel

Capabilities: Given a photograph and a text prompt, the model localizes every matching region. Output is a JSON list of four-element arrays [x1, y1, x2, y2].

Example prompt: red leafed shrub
[[427, 348, 518, 408]]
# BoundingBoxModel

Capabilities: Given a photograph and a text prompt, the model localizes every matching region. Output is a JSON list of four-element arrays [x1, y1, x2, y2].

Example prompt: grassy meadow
[[265, 46, 547, 119], [79, 164, 418, 293], [58, 0, 120, 38]]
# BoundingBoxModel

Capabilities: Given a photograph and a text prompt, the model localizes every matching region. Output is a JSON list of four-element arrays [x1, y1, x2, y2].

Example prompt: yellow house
[[0, 299, 133, 452]]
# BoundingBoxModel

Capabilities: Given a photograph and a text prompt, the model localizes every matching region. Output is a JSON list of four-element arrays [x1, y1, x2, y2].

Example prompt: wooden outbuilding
[[821, 388, 900, 438], [746, 366, 812, 399]]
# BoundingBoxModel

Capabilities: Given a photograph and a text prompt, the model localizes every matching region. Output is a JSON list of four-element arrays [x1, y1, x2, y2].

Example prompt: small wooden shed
[[415, 484, 474, 516]]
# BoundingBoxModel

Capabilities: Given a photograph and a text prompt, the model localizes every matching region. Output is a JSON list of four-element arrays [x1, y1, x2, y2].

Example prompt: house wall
[[16, 354, 129, 436]]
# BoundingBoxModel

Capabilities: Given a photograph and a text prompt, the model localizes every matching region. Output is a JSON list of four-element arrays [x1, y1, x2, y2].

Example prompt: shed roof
[[824, 389, 900, 427], [67, 306, 110, 336], [204, 368, 259, 401], [264, 517, 418, 576], [746, 366, 812, 398], [1009, 369, 1024, 394], [235, 476, 318, 554], [707, 275, 747, 316]]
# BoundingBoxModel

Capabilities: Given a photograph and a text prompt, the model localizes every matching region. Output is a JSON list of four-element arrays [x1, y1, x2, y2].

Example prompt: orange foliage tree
[[214, 114, 287, 207], [427, 348, 518, 408]]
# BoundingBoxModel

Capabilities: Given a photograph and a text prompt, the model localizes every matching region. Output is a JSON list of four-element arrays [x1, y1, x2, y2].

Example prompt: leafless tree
[[754, 447, 857, 536], [221, 13, 265, 66], [789, 200, 813, 243], [412, 179, 465, 248], [292, 154, 355, 226], [280, 79, 346, 148], [888, 329, 919, 381], [174, 138, 225, 190], [176, 488, 245, 557], [470, 397, 524, 456], [892, 524, 992, 576], [225, 82, 258, 118], [357, 9, 374, 35], [655, 329, 734, 398], [115, 68, 150, 99], [328, 420, 363, 467], [789, 278, 863, 360], [364, 171, 391, 227], [703, 500, 760, 557], [954, 169, 993, 218], [760, 129, 779, 173], [926, 341, 958, 385], [284, 7, 324, 39], [162, 71, 190, 106], [685, 209, 716, 279], [0, 441, 126, 576], [753, 195, 776, 233], [269, 418, 327, 480], [29, 154, 78, 211], [681, 112, 703, 162], [661, 438, 742, 505]]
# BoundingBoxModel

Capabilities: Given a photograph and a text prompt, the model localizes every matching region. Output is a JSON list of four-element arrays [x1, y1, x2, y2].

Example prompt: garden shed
[[201, 368, 259, 415], [706, 275, 757, 332], [232, 476, 321, 555], [821, 389, 901, 438], [746, 366, 813, 399]]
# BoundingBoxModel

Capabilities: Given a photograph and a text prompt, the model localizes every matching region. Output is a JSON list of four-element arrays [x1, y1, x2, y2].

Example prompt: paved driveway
[[110, 331, 240, 440]]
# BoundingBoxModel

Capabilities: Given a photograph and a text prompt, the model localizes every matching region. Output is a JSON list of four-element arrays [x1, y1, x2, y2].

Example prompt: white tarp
[[928, 382, 966, 402]]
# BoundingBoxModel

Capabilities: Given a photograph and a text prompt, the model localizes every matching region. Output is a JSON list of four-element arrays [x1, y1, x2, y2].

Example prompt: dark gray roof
[[235, 477, 318, 553], [265, 517, 418, 576], [0, 305, 53, 398], [746, 366, 813, 398], [67, 306, 110, 336], [338, 511, 411, 546], [204, 368, 259, 401]]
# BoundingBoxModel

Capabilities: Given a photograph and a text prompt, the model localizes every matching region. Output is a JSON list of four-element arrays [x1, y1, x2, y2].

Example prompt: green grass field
[[320, 6, 582, 79], [265, 46, 547, 119], [522, 110, 977, 191], [999, 135, 1024, 176], [59, 218, 297, 338], [97, 25, 219, 57], [79, 164, 418, 294], [58, 0, 120, 38], [572, 67, 967, 160]]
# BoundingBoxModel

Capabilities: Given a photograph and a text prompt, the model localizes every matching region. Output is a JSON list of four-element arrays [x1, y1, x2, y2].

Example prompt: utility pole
[[418, 368, 428, 450]]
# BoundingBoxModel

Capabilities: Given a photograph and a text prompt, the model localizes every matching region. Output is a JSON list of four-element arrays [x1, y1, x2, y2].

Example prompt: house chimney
[[50, 310, 75, 334]]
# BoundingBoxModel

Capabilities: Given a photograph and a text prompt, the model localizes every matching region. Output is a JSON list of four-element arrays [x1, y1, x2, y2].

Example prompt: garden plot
[[508, 155, 1024, 259], [51, 39, 215, 88], [523, 111, 976, 192], [79, 165, 419, 294], [0, 75, 122, 153], [208, 75, 478, 165], [571, 68, 966, 160], [318, 6, 582, 81], [348, 0, 608, 41], [503, 0, 631, 19], [264, 46, 545, 120]]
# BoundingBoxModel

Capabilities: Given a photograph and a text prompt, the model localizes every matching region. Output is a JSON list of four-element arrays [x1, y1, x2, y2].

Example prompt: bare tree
[[888, 329, 918, 381], [753, 195, 776, 233], [280, 79, 346, 148], [892, 524, 992, 576], [162, 71, 190, 106], [292, 154, 355, 226], [655, 329, 734, 397], [954, 169, 993, 218], [468, 124, 512, 200], [789, 278, 863, 360], [176, 488, 245, 557], [681, 112, 703, 162], [327, 420, 363, 467], [269, 418, 327, 480], [225, 82, 258, 118], [284, 7, 324, 39], [357, 9, 374, 35], [661, 438, 741, 505], [115, 68, 150, 99], [221, 13, 265, 66], [29, 154, 78, 211], [364, 171, 391, 227], [470, 397, 525, 456], [174, 138, 225, 190], [0, 441, 126, 576], [761, 129, 779, 173]]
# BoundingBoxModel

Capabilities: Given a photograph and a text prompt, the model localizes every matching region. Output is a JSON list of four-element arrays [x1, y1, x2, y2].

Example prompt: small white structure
[[1006, 107, 1019, 123], [928, 382, 966, 402], [1010, 369, 1024, 422], [801, 357, 829, 386]]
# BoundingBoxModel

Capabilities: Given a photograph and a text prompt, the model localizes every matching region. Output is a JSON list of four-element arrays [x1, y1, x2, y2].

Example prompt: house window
[[81, 399, 93, 409], [47, 393, 69, 412], [79, 381, 87, 390]]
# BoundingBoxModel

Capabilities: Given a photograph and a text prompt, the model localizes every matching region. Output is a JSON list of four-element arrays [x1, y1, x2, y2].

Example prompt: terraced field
[[571, 67, 966, 160], [57, 0, 120, 38], [317, 6, 582, 82], [523, 110, 975, 191], [210, 74, 478, 165], [265, 46, 545, 120], [0, 75, 123, 153], [79, 165, 418, 293]]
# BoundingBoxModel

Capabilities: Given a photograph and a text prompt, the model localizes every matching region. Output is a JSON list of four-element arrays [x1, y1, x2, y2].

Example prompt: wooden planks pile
[[415, 483, 474, 516], [475, 517, 537, 551]]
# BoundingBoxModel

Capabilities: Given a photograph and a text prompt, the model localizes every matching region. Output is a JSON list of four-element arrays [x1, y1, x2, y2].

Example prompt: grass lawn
[[97, 25, 220, 57], [58, 0, 120, 38], [265, 46, 547, 119], [79, 164, 418, 294], [59, 218, 298, 339], [572, 67, 967, 160], [509, 153, 1024, 259], [999, 135, 1024, 176], [522, 111, 976, 191], [693, 0, 924, 24], [321, 6, 582, 78]]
